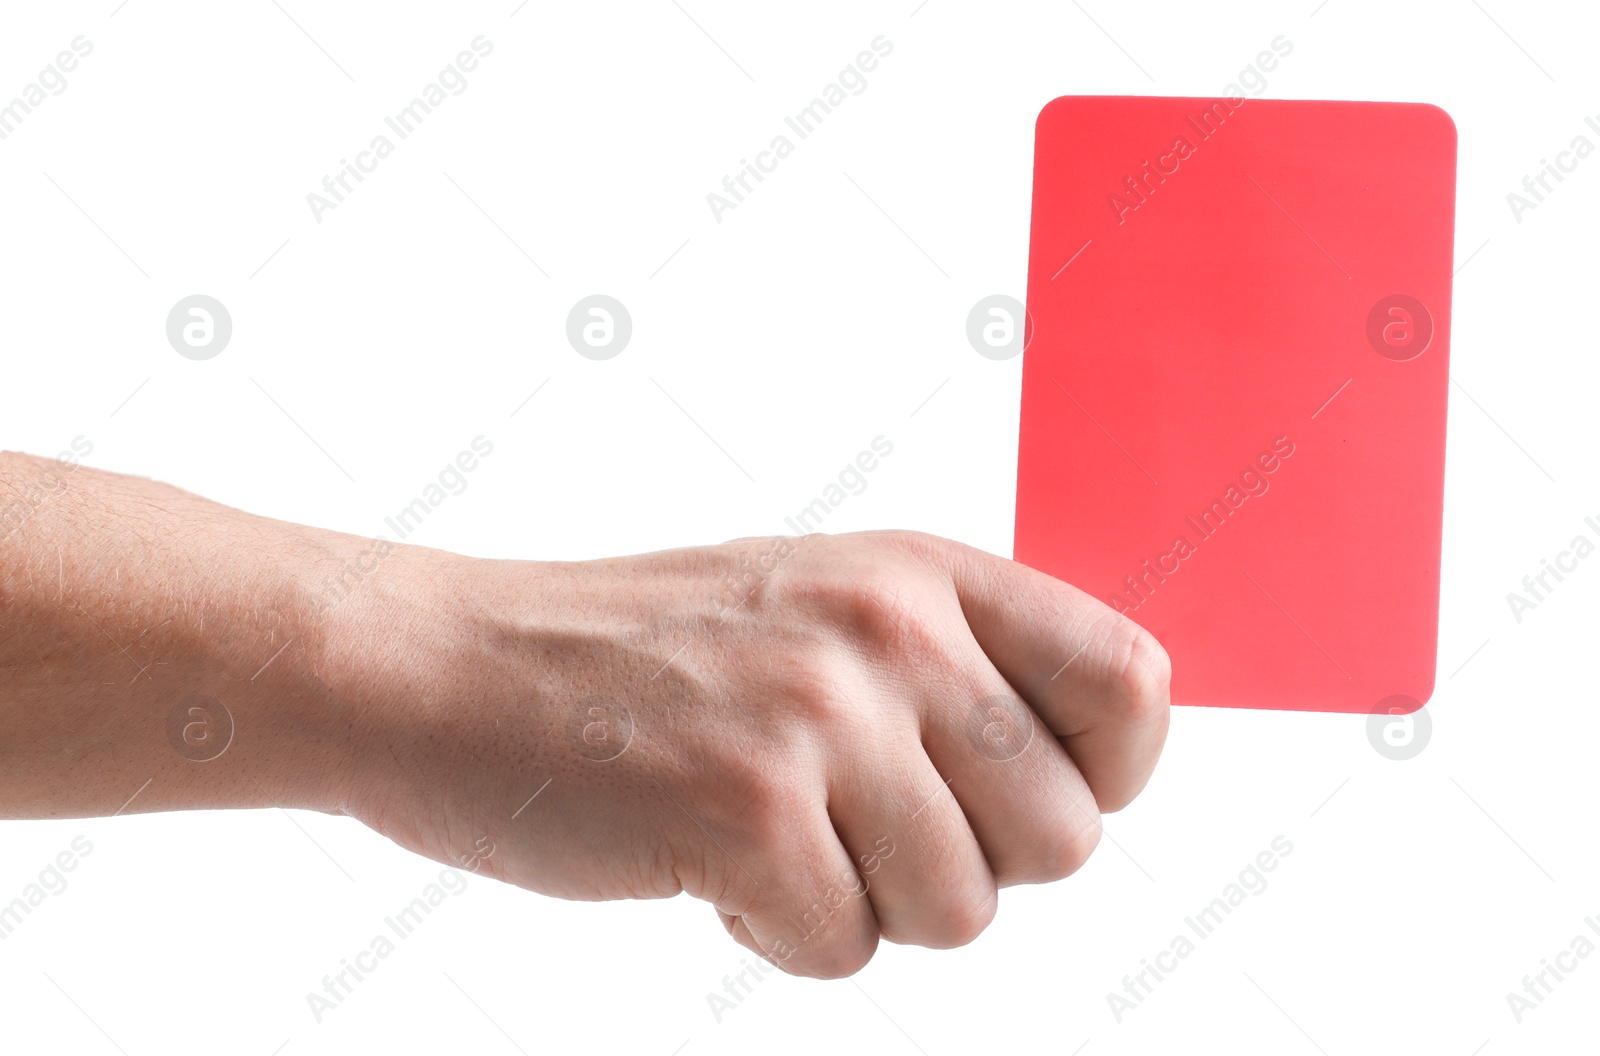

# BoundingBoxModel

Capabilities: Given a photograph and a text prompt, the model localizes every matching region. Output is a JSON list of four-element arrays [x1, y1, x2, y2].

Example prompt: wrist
[[164, 518, 389, 816], [303, 542, 542, 822]]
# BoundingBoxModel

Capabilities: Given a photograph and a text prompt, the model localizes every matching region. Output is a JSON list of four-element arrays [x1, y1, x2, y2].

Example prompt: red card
[[1014, 97, 1456, 714]]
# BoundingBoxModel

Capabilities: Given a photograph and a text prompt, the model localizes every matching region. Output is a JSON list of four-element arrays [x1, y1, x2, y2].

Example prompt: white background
[[2, 1, 1596, 1052]]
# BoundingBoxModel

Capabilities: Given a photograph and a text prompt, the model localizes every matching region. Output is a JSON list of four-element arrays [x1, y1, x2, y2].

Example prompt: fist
[[333, 530, 1172, 979]]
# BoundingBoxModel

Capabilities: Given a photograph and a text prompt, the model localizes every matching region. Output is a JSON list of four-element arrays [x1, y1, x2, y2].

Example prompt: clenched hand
[[328, 530, 1171, 978], [0, 454, 1171, 979]]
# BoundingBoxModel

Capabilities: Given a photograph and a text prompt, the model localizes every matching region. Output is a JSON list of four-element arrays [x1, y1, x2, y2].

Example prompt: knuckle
[[1036, 809, 1103, 881], [737, 779, 806, 850], [1112, 620, 1173, 722], [785, 932, 877, 979], [923, 887, 999, 949], [877, 530, 972, 582], [763, 864, 878, 978], [843, 577, 945, 661], [781, 563, 948, 664], [681, 843, 760, 913], [718, 536, 802, 610], [775, 664, 856, 728], [695, 748, 806, 849], [875, 528, 951, 561]]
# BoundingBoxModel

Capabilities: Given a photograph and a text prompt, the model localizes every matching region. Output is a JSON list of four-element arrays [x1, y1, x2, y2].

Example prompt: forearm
[[0, 449, 1171, 977], [0, 451, 389, 819]]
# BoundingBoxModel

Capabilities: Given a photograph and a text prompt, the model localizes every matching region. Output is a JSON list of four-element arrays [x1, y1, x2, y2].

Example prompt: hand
[[326, 529, 1171, 978]]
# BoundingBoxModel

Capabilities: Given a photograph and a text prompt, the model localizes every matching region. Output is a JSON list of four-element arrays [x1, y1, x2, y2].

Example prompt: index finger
[[938, 537, 1173, 813]]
